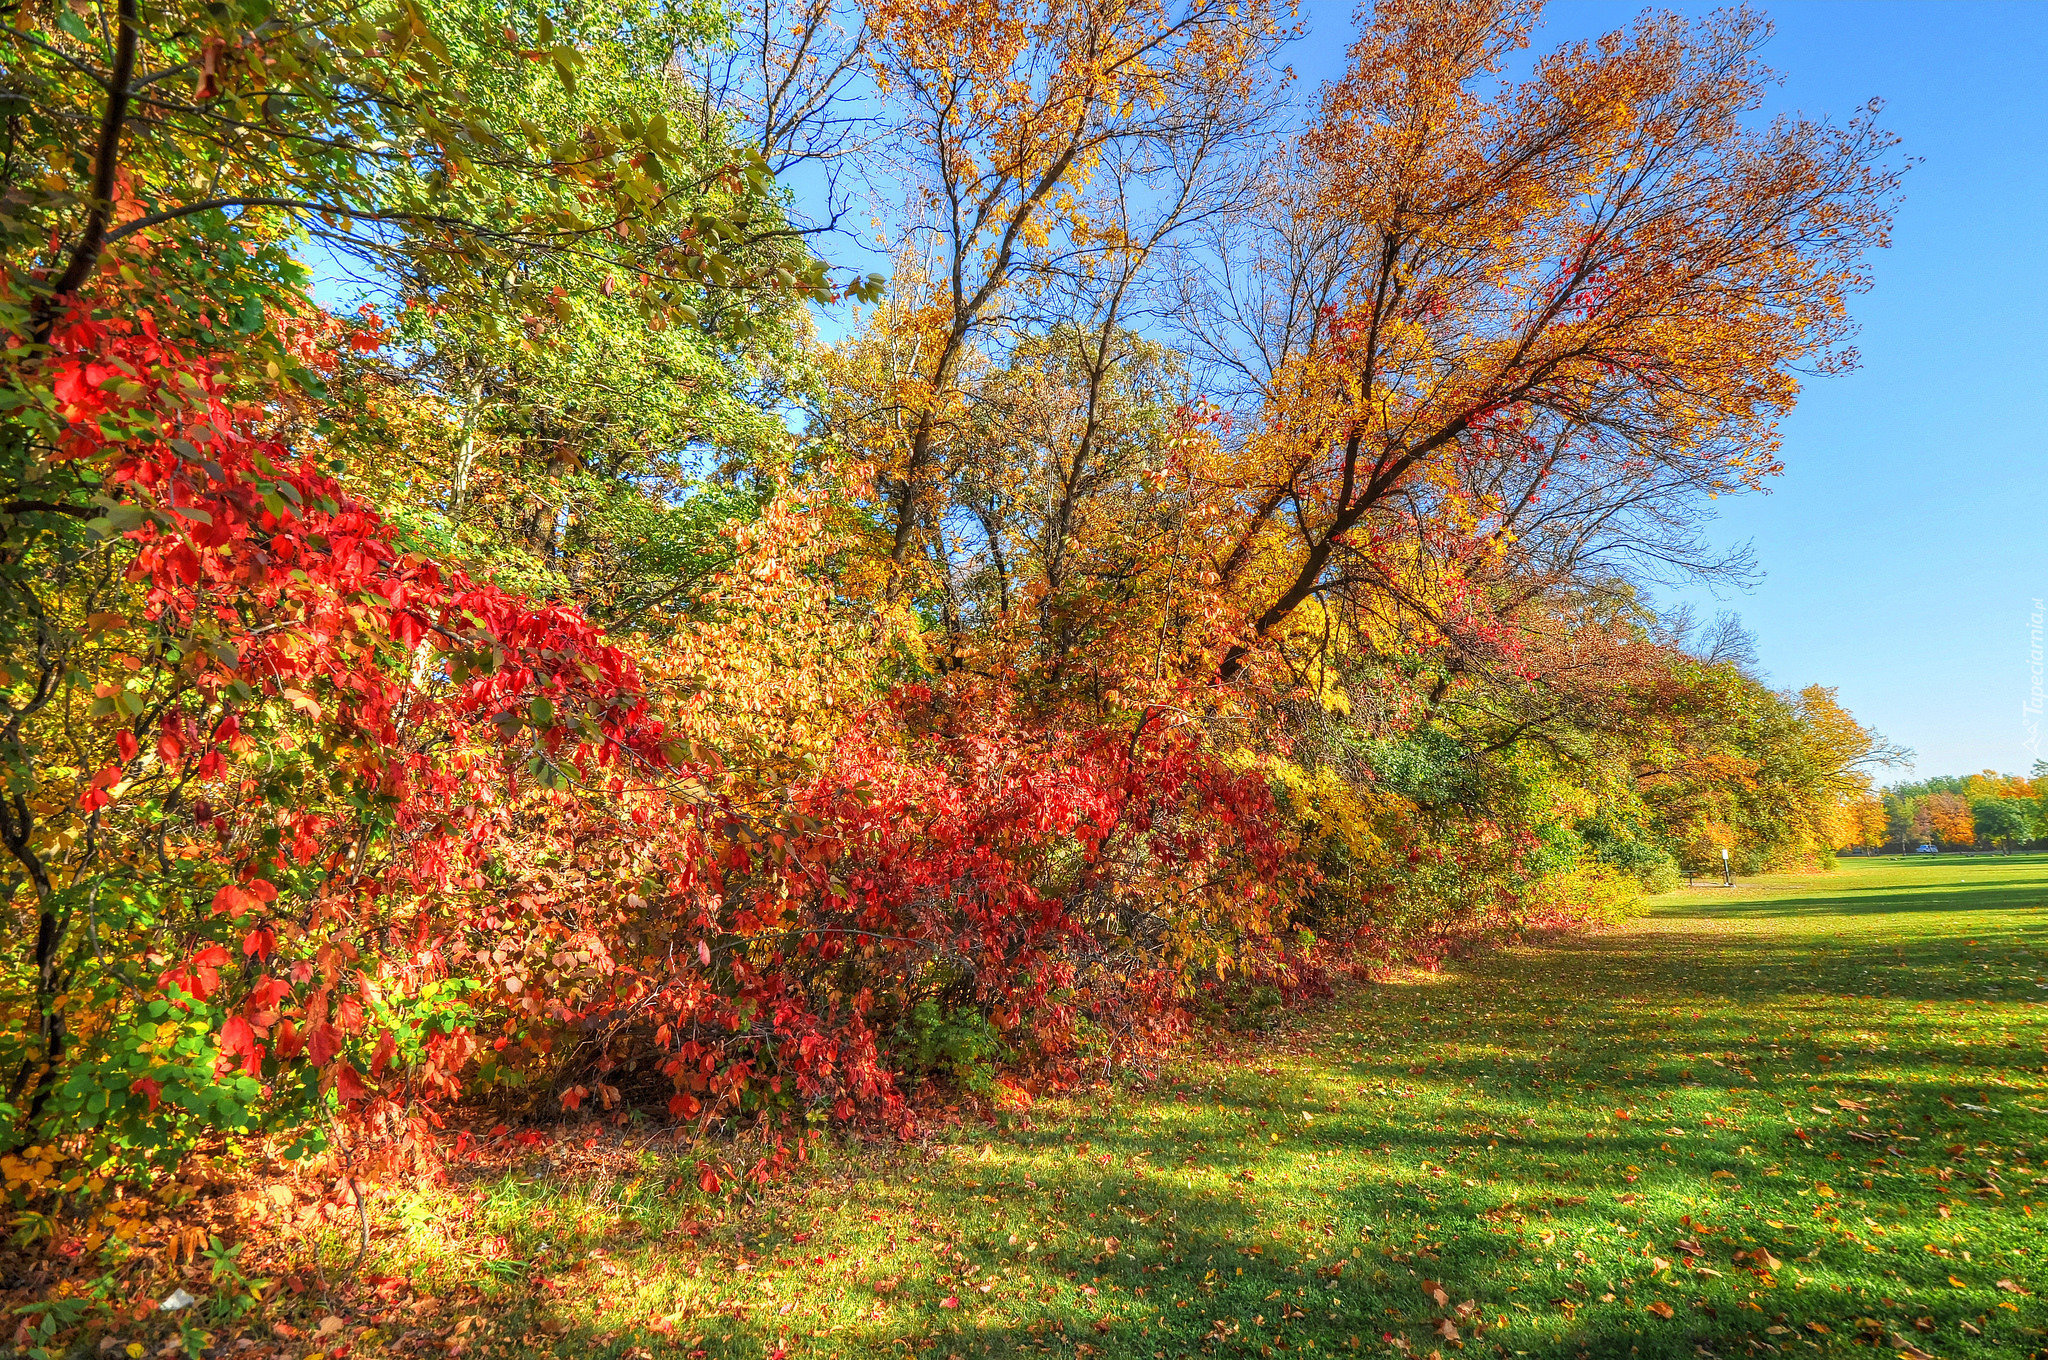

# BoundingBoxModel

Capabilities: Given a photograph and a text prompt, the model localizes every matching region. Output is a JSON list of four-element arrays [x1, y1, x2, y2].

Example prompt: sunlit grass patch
[[298, 854, 2048, 1360]]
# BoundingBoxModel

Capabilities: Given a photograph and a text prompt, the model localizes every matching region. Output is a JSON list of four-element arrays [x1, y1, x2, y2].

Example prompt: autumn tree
[[1200, 0, 1898, 686], [1923, 793, 1975, 848], [0, 0, 826, 1170], [849, 0, 1280, 586], [1840, 795, 1888, 852]]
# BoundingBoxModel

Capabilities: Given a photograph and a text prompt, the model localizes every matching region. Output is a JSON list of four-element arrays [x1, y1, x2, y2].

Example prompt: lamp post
[[1721, 846, 1732, 887]]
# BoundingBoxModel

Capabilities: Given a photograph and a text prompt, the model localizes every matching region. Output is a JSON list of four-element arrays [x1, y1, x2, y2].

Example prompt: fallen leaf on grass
[[1645, 1301, 1674, 1319], [1422, 1280, 1449, 1307], [1889, 1337, 1936, 1360], [1997, 1278, 2031, 1294]]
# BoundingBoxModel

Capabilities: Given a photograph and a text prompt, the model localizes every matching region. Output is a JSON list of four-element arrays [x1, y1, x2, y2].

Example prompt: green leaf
[[551, 48, 578, 95]]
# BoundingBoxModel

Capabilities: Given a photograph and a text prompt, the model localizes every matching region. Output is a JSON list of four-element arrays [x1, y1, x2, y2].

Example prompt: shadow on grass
[[403, 1107, 2043, 1360], [341, 861, 2048, 1360]]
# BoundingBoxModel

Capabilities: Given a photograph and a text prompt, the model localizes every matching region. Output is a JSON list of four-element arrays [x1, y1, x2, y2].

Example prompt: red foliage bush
[[8, 307, 1302, 1182]]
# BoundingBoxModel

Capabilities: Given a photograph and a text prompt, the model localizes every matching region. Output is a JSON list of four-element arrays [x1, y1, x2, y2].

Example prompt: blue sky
[[1288, 1, 2048, 780]]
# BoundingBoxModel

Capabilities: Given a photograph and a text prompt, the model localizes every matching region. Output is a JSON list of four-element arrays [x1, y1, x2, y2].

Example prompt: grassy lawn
[[292, 855, 2048, 1360]]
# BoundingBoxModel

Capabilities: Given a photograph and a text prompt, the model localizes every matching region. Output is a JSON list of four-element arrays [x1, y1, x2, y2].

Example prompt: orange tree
[[1203, 0, 1899, 685]]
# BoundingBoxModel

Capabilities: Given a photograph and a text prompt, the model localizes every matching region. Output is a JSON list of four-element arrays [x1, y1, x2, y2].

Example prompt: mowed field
[[279, 856, 2048, 1360]]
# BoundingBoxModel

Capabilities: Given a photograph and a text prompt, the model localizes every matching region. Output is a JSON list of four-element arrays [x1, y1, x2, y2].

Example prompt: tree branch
[[35, 0, 138, 341]]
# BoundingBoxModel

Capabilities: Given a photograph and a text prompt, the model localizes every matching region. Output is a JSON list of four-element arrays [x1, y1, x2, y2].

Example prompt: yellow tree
[[1792, 683, 1907, 816], [1827, 786, 1889, 852], [855, 0, 1279, 581], [1206, 0, 1899, 684]]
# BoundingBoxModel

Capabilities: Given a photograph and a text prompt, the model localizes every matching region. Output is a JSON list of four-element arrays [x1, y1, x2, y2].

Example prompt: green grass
[[329, 854, 2048, 1359]]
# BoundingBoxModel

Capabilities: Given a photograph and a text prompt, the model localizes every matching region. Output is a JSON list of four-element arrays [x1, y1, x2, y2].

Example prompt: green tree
[[324, 0, 845, 630], [1972, 798, 2033, 852]]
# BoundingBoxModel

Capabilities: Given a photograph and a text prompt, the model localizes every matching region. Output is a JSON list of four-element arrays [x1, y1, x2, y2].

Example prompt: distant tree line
[[1872, 770, 2048, 852]]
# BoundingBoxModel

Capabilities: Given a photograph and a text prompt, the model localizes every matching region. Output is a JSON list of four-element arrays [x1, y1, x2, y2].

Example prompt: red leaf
[[306, 1021, 343, 1067], [220, 1015, 256, 1058]]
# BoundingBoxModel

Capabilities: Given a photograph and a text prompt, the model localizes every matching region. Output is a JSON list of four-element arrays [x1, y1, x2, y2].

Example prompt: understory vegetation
[[21, 857, 2048, 1359]]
